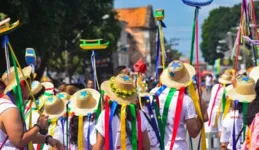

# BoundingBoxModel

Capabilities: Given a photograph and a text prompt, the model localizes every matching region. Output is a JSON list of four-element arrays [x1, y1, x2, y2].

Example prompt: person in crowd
[[150, 60, 207, 149], [114, 65, 129, 76], [86, 79, 94, 89], [0, 79, 5, 95], [221, 75, 256, 150], [0, 66, 63, 149], [94, 74, 150, 150], [69, 88, 100, 149], [58, 84, 79, 95], [205, 74, 213, 92], [207, 69, 233, 136]]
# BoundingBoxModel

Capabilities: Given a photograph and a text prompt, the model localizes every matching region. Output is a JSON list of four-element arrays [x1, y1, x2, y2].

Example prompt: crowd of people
[[0, 59, 259, 150]]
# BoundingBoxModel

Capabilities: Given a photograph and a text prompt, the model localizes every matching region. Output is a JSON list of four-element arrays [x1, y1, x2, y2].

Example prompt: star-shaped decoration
[[242, 77, 250, 82], [122, 75, 130, 81], [48, 97, 54, 102], [171, 61, 181, 70], [58, 94, 64, 99], [169, 72, 175, 77], [80, 91, 88, 97]]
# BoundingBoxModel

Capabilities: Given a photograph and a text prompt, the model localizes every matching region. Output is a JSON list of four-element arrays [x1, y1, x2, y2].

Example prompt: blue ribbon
[[144, 96, 161, 147], [197, 134, 201, 150], [109, 101, 118, 150], [232, 100, 239, 150], [6, 91, 15, 104], [59, 117, 65, 145], [91, 51, 97, 90], [2, 35, 8, 48], [159, 21, 166, 28], [155, 28, 160, 81], [87, 113, 91, 150], [155, 85, 167, 96]]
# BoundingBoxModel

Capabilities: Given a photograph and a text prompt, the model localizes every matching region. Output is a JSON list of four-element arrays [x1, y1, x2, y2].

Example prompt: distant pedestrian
[[86, 79, 94, 89], [114, 65, 129, 76], [205, 74, 213, 92]]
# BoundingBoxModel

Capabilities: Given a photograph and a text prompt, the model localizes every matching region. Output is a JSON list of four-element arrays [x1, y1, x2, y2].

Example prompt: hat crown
[[235, 76, 256, 95], [167, 60, 185, 81], [114, 74, 134, 91], [57, 92, 70, 101], [44, 96, 65, 115], [75, 90, 96, 109], [31, 81, 43, 95]]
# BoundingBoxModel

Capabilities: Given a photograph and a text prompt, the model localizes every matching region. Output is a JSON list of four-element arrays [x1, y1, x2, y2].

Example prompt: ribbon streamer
[[78, 115, 84, 150], [158, 21, 166, 69], [104, 96, 110, 150], [242, 101, 248, 141], [129, 104, 137, 150], [91, 51, 100, 90], [232, 100, 239, 150], [109, 101, 118, 150], [137, 108, 143, 150], [208, 85, 221, 126], [153, 95, 164, 149], [155, 29, 161, 81], [223, 97, 232, 119], [87, 114, 91, 150], [120, 104, 127, 150], [190, 7, 199, 65], [49, 119, 58, 150]]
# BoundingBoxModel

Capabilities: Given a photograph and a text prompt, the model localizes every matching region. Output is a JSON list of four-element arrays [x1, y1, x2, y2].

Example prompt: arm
[[32, 134, 45, 144], [93, 132, 104, 150], [186, 117, 203, 138], [2, 107, 40, 148], [142, 130, 150, 150]]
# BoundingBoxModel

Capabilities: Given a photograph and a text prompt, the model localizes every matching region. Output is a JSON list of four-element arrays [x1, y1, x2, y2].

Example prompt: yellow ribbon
[[158, 22, 165, 69], [28, 101, 33, 150], [49, 119, 58, 150], [222, 97, 232, 119], [120, 104, 127, 150], [188, 83, 206, 150], [78, 115, 84, 150]]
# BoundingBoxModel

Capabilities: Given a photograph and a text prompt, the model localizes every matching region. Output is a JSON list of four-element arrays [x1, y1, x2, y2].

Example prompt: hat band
[[110, 77, 136, 99]]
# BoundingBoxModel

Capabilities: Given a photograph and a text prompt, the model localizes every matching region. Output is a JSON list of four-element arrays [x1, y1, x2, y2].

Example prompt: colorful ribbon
[[232, 100, 239, 150], [91, 51, 100, 90], [155, 29, 161, 81], [78, 115, 84, 150], [120, 104, 127, 150], [153, 95, 164, 149], [158, 21, 166, 69], [242, 101, 248, 141], [87, 114, 91, 150], [49, 119, 58, 150], [104, 96, 110, 150], [208, 85, 221, 126], [137, 108, 143, 150], [129, 104, 137, 150], [223, 97, 232, 119], [169, 87, 185, 150], [190, 7, 198, 65], [109, 101, 118, 150]]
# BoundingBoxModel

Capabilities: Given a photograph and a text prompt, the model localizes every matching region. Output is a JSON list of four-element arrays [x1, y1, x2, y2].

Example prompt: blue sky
[[114, 0, 241, 61]]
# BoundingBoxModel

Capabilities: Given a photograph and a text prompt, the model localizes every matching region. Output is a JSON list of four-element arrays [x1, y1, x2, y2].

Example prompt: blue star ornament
[[58, 93, 64, 99], [171, 61, 181, 70], [242, 77, 250, 82], [48, 97, 54, 102], [122, 75, 130, 81], [80, 91, 88, 97], [169, 72, 175, 77]]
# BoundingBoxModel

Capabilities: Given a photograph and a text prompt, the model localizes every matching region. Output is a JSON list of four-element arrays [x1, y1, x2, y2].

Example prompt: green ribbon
[[95, 90, 104, 119], [130, 104, 137, 150], [153, 96, 164, 150], [189, 8, 198, 65], [11, 52, 25, 120], [161, 88, 176, 148], [242, 101, 248, 141], [222, 89, 227, 112]]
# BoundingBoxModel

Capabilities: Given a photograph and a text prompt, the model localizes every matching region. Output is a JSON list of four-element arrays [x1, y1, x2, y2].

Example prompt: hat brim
[[218, 78, 232, 84], [4, 66, 32, 93], [43, 100, 67, 119], [70, 89, 100, 116], [250, 66, 259, 83], [160, 63, 195, 89], [139, 92, 154, 97], [101, 81, 137, 105], [228, 89, 255, 103]]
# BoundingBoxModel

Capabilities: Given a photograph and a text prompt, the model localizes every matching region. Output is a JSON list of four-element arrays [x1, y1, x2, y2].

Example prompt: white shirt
[[96, 109, 148, 150], [221, 110, 243, 150], [151, 87, 197, 150], [207, 84, 224, 131], [205, 76, 212, 86], [142, 104, 160, 149]]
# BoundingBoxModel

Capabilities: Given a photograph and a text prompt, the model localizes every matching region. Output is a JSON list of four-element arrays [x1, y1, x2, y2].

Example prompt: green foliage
[[0, 0, 121, 79], [164, 38, 182, 63]]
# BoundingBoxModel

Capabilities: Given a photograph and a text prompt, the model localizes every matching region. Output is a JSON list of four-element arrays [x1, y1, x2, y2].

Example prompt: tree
[[164, 38, 182, 63], [0, 0, 121, 81]]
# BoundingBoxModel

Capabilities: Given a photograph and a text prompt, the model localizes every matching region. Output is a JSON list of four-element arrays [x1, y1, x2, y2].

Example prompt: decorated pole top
[[80, 39, 110, 50], [25, 48, 36, 66], [182, 0, 213, 7], [0, 18, 19, 35], [155, 9, 165, 21]]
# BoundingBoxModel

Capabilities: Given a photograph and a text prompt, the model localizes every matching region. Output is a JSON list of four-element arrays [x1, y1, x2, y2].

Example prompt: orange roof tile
[[116, 6, 149, 28]]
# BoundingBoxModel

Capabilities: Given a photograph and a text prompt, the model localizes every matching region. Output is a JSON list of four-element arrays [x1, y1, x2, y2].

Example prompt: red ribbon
[[155, 95, 160, 108], [169, 87, 185, 150], [208, 85, 221, 126], [137, 108, 142, 150], [104, 95, 110, 150]]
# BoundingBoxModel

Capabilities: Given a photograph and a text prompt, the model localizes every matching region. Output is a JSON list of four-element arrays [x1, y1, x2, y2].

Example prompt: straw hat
[[101, 74, 137, 105], [160, 60, 195, 89], [249, 66, 259, 83], [31, 80, 44, 96], [228, 75, 256, 102], [57, 92, 71, 103], [1, 67, 17, 85], [4, 66, 32, 93], [43, 95, 67, 119], [218, 69, 233, 84], [70, 88, 100, 116]]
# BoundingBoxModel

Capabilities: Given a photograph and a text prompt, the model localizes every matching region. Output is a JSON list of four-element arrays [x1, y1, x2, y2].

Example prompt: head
[[87, 79, 94, 89], [0, 79, 6, 94], [115, 66, 129, 76], [64, 85, 79, 95]]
